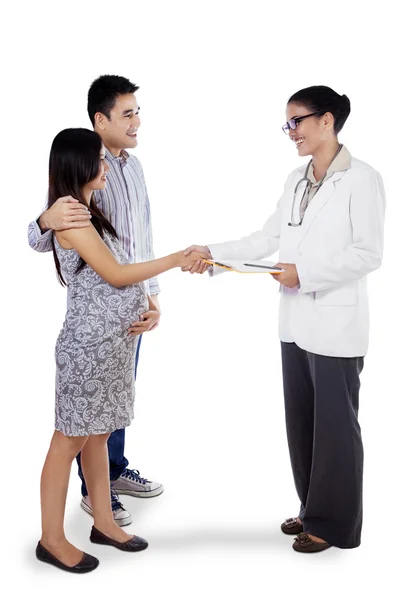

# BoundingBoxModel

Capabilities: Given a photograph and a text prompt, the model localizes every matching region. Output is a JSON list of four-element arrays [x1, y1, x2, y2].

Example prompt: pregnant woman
[[36, 128, 203, 573]]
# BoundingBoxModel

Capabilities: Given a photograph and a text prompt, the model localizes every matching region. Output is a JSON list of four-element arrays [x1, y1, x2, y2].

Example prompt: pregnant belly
[[60, 284, 149, 347]]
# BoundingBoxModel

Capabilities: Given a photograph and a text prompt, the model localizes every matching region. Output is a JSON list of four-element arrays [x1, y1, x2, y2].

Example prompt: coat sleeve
[[207, 173, 294, 264]]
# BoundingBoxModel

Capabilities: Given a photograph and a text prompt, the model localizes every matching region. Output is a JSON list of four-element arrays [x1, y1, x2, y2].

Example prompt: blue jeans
[[76, 334, 143, 497]]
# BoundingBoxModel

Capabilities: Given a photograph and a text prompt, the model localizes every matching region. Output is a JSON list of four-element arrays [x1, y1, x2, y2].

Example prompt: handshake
[[179, 245, 300, 288], [179, 245, 213, 275]]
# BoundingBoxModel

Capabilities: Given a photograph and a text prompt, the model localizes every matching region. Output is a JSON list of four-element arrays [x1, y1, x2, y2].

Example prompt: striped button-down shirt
[[28, 148, 160, 295]]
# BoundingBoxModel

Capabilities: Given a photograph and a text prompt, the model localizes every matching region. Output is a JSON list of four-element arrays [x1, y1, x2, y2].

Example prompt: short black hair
[[87, 75, 139, 126], [288, 86, 351, 134]]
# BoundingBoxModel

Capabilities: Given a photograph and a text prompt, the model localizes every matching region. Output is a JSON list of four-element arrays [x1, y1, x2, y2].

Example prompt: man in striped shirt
[[28, 75, 164, 526]]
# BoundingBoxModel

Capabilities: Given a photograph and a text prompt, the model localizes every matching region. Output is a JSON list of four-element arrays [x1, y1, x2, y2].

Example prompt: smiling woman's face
[[285, 102, 332, 157], [90, 146, 109, 189]]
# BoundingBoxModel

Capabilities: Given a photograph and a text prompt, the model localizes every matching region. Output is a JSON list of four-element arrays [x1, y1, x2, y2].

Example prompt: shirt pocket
[[315, 281, 357, 306]]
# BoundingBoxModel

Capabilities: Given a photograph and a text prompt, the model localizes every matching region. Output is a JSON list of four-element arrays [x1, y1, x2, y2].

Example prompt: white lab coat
[[208, 158, 385, 358]]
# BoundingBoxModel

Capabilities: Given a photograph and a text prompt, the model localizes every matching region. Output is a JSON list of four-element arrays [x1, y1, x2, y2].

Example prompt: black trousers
[[281, 342, 364, 549]]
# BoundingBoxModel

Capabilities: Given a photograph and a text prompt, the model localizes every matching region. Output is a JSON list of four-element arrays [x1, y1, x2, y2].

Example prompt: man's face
[[97, 93, 141, 152]]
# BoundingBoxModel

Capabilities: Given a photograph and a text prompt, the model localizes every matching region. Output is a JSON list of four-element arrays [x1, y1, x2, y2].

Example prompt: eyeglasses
[[282, 111, 325, 135]]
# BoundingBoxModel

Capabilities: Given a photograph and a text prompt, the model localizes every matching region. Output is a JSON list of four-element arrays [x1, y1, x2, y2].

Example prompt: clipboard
[[202, 259, 284, 274]]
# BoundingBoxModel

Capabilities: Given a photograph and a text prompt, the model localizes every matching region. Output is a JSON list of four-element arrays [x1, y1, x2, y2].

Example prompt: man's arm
[[28, 196, 92, 253], [137, 161, 161, 295], [28, 218, 53, 253], [150, 294, 161, 312]]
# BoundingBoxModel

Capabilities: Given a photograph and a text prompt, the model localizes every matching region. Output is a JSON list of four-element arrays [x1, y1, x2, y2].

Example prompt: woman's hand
[[178, 249, 210, 270], [128, 309, 161, 336], [181, 245, 212, 274], [271, 263, 300, 288]]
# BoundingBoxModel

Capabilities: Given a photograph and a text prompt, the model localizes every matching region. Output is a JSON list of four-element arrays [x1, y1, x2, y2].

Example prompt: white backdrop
[[1, 1, 399, 598]]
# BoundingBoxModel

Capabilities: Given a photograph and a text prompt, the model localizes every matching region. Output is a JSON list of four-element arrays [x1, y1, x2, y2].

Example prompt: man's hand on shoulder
[[38, 196, 92, 232]]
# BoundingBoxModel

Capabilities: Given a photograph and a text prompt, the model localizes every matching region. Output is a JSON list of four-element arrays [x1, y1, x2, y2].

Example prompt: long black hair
[[47, 128, 117, 286], [288, 86, 351, 134]]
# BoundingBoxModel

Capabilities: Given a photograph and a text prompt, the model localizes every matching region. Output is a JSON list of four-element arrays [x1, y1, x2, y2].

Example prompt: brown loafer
[[293, 532, 331, 553], [281, 517, 303, 535]]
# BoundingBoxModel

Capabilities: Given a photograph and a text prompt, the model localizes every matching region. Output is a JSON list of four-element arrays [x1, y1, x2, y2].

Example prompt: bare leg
[[40, 430, 89, 566], [81, 433, 133, 543]]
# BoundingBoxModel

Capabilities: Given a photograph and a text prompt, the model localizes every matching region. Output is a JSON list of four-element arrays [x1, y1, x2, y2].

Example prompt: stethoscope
[[288, 144, 343, 227]]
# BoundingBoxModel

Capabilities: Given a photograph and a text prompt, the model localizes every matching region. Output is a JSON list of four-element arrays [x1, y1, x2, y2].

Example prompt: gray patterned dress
[[54, 233, 149, 437]]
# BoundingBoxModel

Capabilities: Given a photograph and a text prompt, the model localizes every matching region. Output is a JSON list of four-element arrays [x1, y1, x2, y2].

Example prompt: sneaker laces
[[122, 468, 149, 485], [110, 490, 123, 512]]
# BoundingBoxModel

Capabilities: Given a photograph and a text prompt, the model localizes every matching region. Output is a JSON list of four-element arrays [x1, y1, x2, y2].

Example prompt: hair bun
[[288, 86, 350, 134], [341, 94, 351, 110]]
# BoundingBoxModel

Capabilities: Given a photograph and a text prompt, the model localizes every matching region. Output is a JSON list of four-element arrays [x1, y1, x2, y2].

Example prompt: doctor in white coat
[[184, 86, 385, 553]]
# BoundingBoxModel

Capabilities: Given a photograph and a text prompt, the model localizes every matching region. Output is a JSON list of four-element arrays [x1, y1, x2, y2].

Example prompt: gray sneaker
[[112, 468, 164, 498], [81, 490, 132, 527]]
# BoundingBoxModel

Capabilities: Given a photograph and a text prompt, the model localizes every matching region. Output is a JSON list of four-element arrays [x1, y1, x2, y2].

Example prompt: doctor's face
[[286, 102, 329, 158]]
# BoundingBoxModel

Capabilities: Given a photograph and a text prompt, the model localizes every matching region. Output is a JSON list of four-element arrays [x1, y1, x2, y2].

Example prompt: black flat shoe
[[90, 526, 148, 552], [281, 517, 303, 535], [292, 532, 331, 553], [36, 542, 99, 573]]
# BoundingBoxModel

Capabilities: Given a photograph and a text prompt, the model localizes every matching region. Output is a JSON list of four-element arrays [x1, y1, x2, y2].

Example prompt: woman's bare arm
[[57, 225, 201, 287]]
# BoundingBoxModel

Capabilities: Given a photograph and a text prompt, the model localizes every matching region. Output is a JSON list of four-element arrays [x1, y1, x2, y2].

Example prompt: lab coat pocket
[[315, 281, 357, 306]]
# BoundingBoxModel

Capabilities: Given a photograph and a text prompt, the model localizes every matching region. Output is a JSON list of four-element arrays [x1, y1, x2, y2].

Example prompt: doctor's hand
[[182, 245, 212, 274], [271, 263, 300, 288]]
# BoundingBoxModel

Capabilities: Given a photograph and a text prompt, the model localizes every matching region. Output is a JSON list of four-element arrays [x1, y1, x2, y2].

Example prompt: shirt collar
[[309, 145, 352, 185], [105, 147, 130, 167]]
